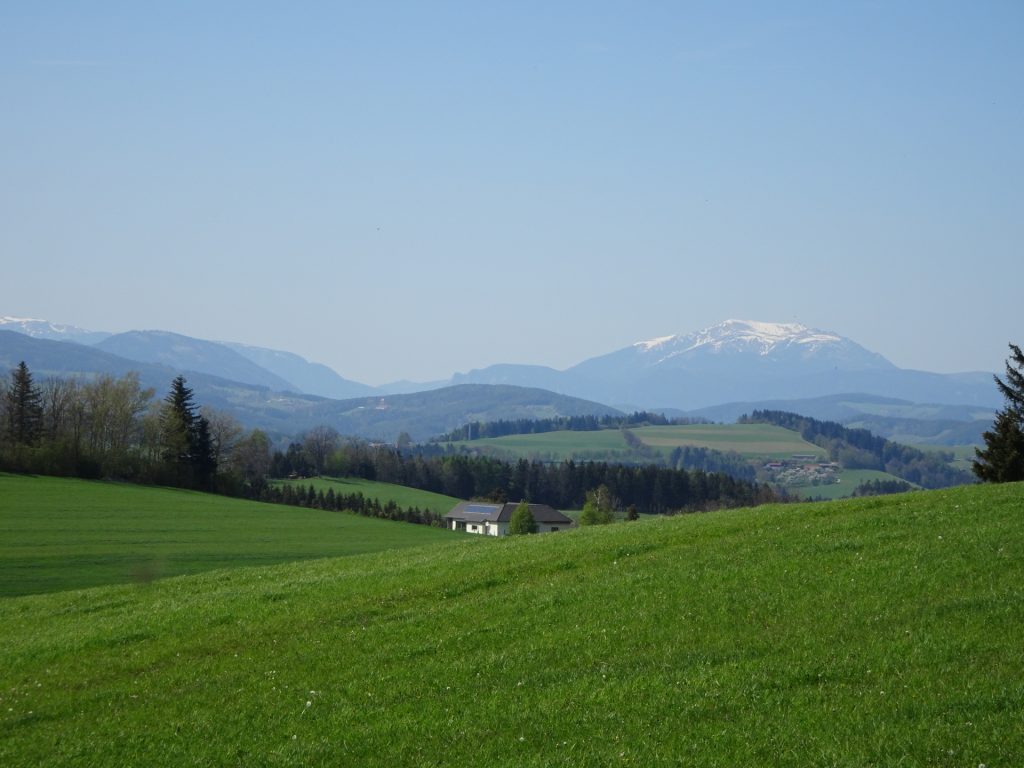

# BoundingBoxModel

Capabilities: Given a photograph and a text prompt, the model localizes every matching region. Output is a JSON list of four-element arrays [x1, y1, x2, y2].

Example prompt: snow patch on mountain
[[629, 319, 894, 370], [0, 316, 111, 344]]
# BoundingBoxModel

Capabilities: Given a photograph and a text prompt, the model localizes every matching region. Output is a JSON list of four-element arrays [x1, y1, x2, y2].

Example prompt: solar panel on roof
[[464, 504, 500, 514]]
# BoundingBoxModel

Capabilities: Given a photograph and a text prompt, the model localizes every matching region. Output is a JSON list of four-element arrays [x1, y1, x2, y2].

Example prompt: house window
[[550, 527, 559, 532]]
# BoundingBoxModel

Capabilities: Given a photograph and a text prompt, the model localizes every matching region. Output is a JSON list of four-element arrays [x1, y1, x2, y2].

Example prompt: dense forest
[[739, 410, 974, 489]]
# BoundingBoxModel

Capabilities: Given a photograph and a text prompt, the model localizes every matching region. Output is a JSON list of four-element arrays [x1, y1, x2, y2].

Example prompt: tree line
[[435, 412, 710, 442], [738, 410, 974, 489], [0, 362, 272, 494], [259, 483, 446, 527]]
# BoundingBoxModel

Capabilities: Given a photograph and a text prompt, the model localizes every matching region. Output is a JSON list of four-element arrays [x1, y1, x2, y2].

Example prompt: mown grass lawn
[[0, 474, 456, 597], [1, 481, 1021, 766]]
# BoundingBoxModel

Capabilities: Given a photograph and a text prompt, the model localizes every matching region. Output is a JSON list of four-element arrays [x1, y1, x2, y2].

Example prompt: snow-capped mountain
[[594, 319, 896, 374], [455, 320, 995, 410], [0, 316, 111, 345]]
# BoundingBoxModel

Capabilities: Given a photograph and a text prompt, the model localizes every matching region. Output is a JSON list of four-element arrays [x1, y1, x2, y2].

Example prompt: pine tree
[[4, 361, 43, 446], [159, 376, 217, 488], [973, 343, 1024, 483], [160, 375, 197, 466], [190, 414, 217, 489]]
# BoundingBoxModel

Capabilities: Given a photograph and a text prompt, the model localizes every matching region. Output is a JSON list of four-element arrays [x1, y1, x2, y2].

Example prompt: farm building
[[445, 501, 573, 536]]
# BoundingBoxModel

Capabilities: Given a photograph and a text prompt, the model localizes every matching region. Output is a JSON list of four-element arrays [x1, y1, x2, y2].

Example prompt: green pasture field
[[632, 423, 826, 459], [2, 482, 1022, 766], [0, 474, 455, 598], [450, 428, 632, 460], [451, 423, 824, 462], [275, 476, 462, 515], [790, 469, 914, 500]]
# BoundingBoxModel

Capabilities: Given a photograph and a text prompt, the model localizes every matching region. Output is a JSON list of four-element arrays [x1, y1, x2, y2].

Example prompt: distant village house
[[445, 501, 573, 536]]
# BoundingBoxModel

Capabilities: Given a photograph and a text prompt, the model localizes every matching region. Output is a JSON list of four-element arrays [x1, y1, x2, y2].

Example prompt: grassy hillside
[[0, 474, 454, 597], [632, 423, 825, 459], [450, 423, 824, 462], [276, 476, 462, 516], [1, 482, 1021, 765]]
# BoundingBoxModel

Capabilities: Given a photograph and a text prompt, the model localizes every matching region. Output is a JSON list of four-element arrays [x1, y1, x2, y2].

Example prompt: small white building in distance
[[445, 501, 573, 536]]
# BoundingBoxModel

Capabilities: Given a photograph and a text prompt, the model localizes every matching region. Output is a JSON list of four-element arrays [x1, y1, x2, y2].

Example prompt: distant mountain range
[[0, 316, 1001, 442], [452, 319, 999, 411], [0, 330, 620, 441]]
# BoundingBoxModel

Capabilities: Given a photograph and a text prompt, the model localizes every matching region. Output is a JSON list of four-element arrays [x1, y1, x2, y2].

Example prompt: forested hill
[[739, 410, 975, 489]]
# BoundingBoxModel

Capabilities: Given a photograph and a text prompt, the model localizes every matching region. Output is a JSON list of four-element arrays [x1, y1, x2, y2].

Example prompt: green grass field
[[790, 468, 913, 500], [451, 423, 825, 462], [2, 480, 1022, 765], [276, 476, 462, 515], [633, 423, 826, 459], [450, 428, 633, 460], [0, 474, 455, 597]]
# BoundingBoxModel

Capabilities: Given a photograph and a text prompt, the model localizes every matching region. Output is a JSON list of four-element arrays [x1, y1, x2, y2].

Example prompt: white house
[[445, 501, 573, 536]]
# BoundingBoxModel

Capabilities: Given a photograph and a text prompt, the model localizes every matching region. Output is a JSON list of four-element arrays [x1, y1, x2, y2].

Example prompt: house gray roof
[[445, 501, 573, 525]]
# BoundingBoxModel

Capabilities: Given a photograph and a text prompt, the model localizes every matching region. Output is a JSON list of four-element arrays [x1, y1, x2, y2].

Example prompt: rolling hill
[[1, 481, 1020, 765], [0, 474, 453, 597]]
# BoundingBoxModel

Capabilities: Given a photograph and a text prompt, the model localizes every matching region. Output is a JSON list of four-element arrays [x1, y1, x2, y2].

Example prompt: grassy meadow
[[0, 474, 454, 597], [632, 423, 826, 459], [450, 423, 825, 462], [1, 479, 1022, 765], [789, 469, 914, 500], [275, 476, 462, 515]]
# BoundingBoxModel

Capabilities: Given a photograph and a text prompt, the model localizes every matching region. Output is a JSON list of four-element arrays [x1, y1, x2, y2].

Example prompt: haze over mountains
[[0, 316, 1000, 443]]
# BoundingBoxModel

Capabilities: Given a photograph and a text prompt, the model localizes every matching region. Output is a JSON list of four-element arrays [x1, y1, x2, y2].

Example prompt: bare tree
[[302, 425, 339, 476], [202, 407, 243, 468]]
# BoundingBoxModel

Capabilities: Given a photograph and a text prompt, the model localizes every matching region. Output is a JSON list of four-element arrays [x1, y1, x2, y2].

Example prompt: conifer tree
[[973, 343, 1024, 483], [159, 375, 217, 488], [4, 361, 43, 446]]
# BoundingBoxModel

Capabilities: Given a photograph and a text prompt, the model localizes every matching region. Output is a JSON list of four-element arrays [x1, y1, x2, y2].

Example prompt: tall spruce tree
[[4, 361, 43, 446], [160, 376, 217, 488], [973, 343, 1024, 483]]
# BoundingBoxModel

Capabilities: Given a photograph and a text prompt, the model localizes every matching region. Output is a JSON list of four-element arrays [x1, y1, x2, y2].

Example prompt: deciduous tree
[[579, 484, 615, 525], [509, 500, 537, 534]]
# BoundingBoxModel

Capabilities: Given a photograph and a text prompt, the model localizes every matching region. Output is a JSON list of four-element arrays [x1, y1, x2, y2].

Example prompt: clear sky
[[2, 1, 1021, 385]]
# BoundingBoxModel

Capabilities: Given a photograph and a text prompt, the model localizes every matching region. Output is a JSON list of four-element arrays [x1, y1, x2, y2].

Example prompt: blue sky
[[2, 1, 1021, 385]]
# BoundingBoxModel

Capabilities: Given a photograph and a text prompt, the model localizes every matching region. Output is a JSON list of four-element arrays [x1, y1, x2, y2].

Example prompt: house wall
[[538, 523, 566, 533], [448, 520, 567, 536]]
